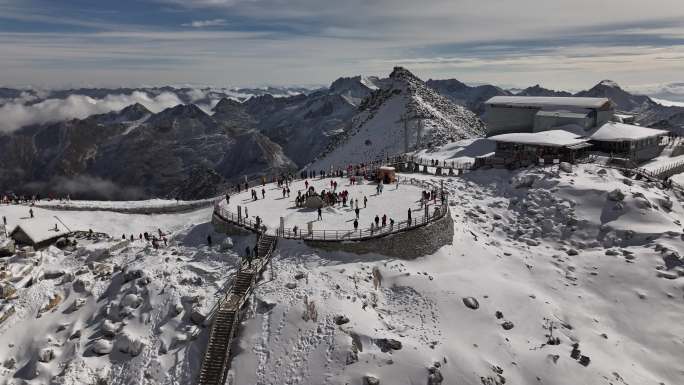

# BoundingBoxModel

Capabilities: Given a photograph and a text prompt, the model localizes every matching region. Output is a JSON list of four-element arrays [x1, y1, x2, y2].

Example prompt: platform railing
[[213, 177, 450, 242]]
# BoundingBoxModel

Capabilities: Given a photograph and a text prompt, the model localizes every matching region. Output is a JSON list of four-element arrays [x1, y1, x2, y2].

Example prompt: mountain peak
[[120, 103, 151, 117], [158, 103, 207, 118], [212, 97, 242, 112], [389, 66, 421, 83], [598, 79, 621, 88]]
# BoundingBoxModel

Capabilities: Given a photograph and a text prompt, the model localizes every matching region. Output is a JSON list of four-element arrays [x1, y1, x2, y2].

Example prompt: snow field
[[227, 164, 684, 385]]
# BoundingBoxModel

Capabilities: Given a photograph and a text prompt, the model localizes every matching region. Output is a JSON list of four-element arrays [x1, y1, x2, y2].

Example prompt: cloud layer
[[0, 0, 683, 90], [0, 91, 182, 133]]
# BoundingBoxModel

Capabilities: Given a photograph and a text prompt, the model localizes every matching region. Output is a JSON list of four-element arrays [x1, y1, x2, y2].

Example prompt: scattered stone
[[501, 321, 514, 330], [285, 282, 297, 289], [579, 355, 591, 367], [38, 348, 54, 363], [495, 311, 503, 319], [462, 297, 479, 310], [43, 269, 65, 280], [294, 272, 307, 280], [3, 357, 15, 369], [427, 366, 444, 385], [375, 338, 402, 352]]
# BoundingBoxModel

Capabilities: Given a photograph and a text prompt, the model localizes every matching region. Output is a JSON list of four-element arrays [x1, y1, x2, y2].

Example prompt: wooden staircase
[[197, 234, 277, 385]]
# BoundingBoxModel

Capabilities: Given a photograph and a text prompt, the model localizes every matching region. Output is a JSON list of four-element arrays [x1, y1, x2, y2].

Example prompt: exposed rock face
[[426, 78, 510, 115], [215, 75, 377, 167]]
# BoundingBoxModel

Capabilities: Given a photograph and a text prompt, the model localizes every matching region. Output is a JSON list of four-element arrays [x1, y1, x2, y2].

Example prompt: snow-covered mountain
[[310, 67, 486, 170], [0, 103, 295, 200]]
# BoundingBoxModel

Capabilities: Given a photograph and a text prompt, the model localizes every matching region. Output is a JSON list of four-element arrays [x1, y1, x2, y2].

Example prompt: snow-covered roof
[[489, 129, 590, 148], [590, 122, 668, 142], [10, 220, 70, 245], [486, 96, 612, 110]]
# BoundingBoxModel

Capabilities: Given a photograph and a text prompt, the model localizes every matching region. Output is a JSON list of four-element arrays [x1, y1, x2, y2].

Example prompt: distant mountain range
[[0, 71, 682, 199]]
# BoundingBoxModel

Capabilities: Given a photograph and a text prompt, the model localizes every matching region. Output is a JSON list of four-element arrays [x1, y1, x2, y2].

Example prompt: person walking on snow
[[407, 208, 412, 224], [261, 188, 266, 199], [317, 207, 322, 220], [29, 208, 34, 218], [354, 218, 358, 230], [363, 196, 367, 208], [374, 215, 380, 227], [355, 207, 360, 219]]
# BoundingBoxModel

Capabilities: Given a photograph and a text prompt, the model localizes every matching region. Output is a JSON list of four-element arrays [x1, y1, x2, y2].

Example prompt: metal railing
[[213, 177, 450, 242]]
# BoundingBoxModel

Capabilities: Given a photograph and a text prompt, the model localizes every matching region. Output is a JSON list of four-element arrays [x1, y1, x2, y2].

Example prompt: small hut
[[10, 220, 71, 249], [376, 166, 396, 184]]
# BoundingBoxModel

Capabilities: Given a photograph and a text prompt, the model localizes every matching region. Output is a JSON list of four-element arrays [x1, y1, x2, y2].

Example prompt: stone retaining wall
[[305, 207, 454, 259]]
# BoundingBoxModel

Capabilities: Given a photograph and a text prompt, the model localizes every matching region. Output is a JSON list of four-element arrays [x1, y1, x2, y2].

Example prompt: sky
[[1, 0, 684, 90]]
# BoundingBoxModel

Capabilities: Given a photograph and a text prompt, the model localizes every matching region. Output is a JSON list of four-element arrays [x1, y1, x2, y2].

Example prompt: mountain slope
[[213, 76, 377, 167], [0, 104, 296, 199], [426, 79, 510, 115], [516, 84, 572, 97], [311, 67, 486, 170]]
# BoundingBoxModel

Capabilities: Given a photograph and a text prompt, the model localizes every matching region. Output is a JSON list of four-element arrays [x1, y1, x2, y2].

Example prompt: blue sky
[[1, 0, 683, 89]]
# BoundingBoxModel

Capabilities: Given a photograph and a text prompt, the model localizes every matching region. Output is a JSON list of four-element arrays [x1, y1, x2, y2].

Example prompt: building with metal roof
[[483, 96, 615, 136]]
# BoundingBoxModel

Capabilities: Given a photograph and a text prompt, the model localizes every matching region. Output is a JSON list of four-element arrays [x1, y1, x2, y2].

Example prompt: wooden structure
[[376, 166, 396, 183], [196, 234, 278, 385], [9, 221, 71, 249]]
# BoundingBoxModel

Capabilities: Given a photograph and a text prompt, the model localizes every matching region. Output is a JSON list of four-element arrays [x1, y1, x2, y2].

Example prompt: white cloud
[[0, 91, 183, 133], [182, 19, 227, 28]]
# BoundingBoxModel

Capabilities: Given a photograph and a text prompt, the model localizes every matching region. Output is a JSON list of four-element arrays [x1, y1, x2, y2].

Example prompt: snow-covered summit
[[310, 67, 486, 169]]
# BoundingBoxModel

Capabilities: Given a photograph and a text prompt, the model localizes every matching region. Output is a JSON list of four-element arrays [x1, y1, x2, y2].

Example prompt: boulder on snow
[[511, 175, 537, 189], [334, 315, 350, 325], [123, 269, 144, 282], [566, 248, 579, 256], [462, 297, 479, 310], [102, 320, 118, 338], [43, 269, 65, 280], [427, 366, 444, 385], [559, 162, 573, 173], [364, 375, 380, 385], [607, 189, 625, 202], [501, 321, 515, 330], [375, 338, 402, 352], [38, 348, 55, 363], [116, 333, 145, 356], [69, 298, 87, 312], [92, 339, 113, 355], [285, 282, 297, 289], [121, 294, 142, 309], [72, 277, 92, 293], [294, 271, 307, 280]]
